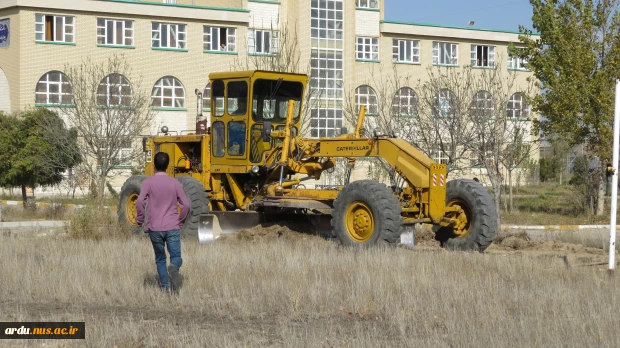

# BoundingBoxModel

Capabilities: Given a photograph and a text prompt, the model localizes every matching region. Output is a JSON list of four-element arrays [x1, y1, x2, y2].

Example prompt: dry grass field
[[1, 222, 620, 347]]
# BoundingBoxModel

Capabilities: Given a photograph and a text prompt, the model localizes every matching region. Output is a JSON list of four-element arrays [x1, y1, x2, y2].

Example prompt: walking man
[[136, 152, 189, 292]]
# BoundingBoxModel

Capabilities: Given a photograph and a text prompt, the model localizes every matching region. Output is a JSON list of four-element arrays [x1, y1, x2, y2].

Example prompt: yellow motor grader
[[118, 70, 497, 250]]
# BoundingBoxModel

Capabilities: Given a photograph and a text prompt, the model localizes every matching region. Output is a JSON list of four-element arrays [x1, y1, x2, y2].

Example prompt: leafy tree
[[0, 109, 80, 204], [517, 0, 620, 214]]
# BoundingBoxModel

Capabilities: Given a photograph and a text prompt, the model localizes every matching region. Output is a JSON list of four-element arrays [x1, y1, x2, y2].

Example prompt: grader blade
[[198, 212, 262, 244]]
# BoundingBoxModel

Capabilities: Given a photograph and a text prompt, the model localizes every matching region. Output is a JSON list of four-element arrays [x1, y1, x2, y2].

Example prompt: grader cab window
[[227, 121, 246, 156], [212, 80, 225, 116], [212, 121, 225, 157], [252, 79, 303, 122], [227, 81, 248, 115]]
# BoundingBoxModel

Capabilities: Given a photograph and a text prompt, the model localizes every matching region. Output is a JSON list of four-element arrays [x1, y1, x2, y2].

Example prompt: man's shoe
[[167, 264, 182, 291]]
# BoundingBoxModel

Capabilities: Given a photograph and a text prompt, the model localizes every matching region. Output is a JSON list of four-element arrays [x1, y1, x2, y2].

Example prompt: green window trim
[[35, 103, 75, 108], [393, 61, 421, 66], [204, 50, 238, 55], [96, 105, 134, 110], [433, 63, 459, 67], [355, 7, 380, 12], [472, 66, 495, 69], [104, 0, 250, 12], [151, 107, 188, 111], [248, 0, 281, 4], [507, 118, 531, 121], [364, 113, 380, 117], [508, 68, 530, 72], [394, 113, 418, 118], [35, 40, 76, 46], [248, 52, 278, 57], [152, 47, 189, 52], [97, 44, 135, 49], [356, 59, 381, 63]]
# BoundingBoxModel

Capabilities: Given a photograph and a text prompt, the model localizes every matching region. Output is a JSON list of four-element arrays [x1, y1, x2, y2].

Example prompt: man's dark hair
[[154, 152, 170, 172]]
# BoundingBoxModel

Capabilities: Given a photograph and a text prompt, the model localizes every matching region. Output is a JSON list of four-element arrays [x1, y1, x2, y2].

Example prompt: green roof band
[[103, 0, 250, 13], [380, 20, 540, 36]]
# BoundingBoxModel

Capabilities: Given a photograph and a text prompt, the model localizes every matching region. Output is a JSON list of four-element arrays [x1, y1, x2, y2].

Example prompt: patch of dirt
[[218, 222, 332, 246]]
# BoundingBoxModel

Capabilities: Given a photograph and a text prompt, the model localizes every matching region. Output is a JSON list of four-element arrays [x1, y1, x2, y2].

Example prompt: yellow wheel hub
[[126, 193, 139, 226], [447, 199, 471, 237], [345, 202, 375, 243]]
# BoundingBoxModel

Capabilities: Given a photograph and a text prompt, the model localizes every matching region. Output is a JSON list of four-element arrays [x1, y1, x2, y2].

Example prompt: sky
[[384, 0, 535, 32]]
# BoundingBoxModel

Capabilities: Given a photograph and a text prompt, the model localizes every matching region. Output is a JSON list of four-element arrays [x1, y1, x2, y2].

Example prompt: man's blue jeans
[[148, 229, 182, 290]]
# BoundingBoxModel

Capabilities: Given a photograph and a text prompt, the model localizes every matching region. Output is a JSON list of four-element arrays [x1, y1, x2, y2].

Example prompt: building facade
[[0, 0, 536, 189]]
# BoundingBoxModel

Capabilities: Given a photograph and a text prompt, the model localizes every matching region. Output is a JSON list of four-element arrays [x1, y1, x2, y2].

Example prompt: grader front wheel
[[118, 175, 147, 235], [435, 179, 498, 251], [331, 180, 402, 247]]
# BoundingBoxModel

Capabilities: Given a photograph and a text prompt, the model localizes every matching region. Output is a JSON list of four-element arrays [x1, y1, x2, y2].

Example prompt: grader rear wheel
[[435, 179, 498, 251], [118, 175, 147, 235], [331, 180, 402, 247]]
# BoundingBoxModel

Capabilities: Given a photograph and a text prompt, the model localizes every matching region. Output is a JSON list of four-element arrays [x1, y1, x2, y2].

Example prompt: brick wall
[[0, 68, 9, 113], [355, 10, 380, 36], [248, 2, 280, 29]]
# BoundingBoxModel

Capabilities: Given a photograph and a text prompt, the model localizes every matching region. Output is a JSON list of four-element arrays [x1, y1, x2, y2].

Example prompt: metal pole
[[609, 80, 620, 271]]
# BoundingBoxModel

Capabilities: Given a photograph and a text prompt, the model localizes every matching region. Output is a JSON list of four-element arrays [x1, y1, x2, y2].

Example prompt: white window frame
[[97, 74, 132, 107], [508, 52, 529, 70], [431, 148, 449, 165], [392, 87, 418, 116], [434, 88, 454, 117], [35, 14, 74, 43], [355, 85, 378, 116], [433, 42, 458, 66], [470, 90, 494, 119], [152, 76, 185, 108], [97, 18, 133, 46], [35, 71, 73, 105], [392, 39, 420, 63], [507, 93, 530, 119], [356, 0, 379, 8], [248, 29, 279, 55], [356, 37, 379, 61], [471, 45, 495, 67], [203, 26, 236, 52], [151, 22, 186, 49]]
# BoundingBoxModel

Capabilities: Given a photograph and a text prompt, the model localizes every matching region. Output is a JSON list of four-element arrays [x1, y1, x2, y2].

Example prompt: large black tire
[[331, 180, 403, 247], [118, 175, 147, 235], [177, 176, 209, 239], [435, 179, 498, 252]]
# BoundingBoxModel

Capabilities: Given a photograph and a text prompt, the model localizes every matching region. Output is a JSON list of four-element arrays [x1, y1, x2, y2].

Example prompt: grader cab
[[119, 70, 498, 250]]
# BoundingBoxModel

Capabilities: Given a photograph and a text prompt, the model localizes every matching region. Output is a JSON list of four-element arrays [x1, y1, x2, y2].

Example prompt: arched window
[[97, 74, 132, 106], [507, 93, 529, 119], [470, 90, 494, 119], [202, 83, 211, 110], [152, 76, 185, 108], [35, 71, 73, 105], [392, 87, 417, 116], [355, 85, 378, 115], [434, 88, 455, 117]]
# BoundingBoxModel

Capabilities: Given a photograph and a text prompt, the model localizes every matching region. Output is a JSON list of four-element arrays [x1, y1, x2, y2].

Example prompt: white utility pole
[[609, 80, 620, 271]]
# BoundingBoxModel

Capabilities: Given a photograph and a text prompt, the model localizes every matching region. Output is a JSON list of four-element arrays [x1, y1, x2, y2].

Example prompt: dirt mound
[[217, 222, 331, 245]]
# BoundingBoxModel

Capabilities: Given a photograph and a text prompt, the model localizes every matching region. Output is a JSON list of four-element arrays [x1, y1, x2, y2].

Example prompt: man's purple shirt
[[136, 173, 190, 232]]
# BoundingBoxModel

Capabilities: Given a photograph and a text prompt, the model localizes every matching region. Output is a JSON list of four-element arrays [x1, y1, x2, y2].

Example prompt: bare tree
[[47, 54, 153, 209], [466, 59, 537, 219], [414, 66, 479, 175]]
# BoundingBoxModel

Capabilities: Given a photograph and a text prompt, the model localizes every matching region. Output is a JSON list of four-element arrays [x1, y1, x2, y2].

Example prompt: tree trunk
[[509, 170, 514, 213], [494, 182, 502, 228], [98, 175, 107, 210], [596, 171, 606, 216], [21, 184, 27, 206]]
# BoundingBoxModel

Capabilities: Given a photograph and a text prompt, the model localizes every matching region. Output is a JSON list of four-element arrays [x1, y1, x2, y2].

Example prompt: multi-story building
[[0, 0, 537, 188]]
